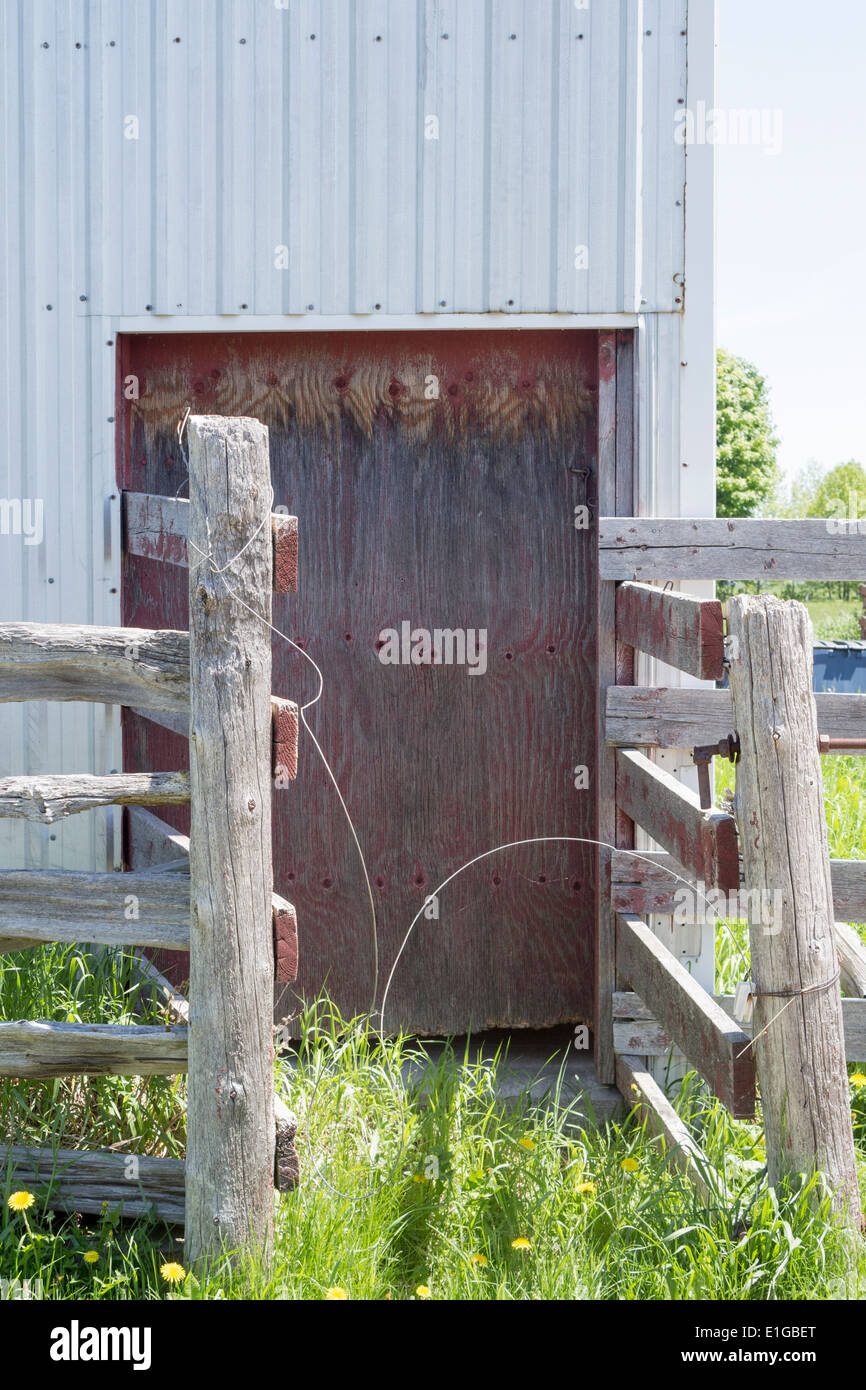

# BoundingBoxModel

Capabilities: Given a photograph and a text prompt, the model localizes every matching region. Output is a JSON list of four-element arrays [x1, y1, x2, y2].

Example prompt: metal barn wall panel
[[0, 0, 704, 873], [21, 0, 688, 321]]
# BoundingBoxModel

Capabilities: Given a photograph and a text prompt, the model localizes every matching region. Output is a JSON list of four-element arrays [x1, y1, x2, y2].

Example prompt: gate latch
[[692, 734, 741, 810]]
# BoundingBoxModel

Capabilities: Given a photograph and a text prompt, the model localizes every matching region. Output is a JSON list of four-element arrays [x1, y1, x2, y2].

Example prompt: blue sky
[[717, 0, 866, 484]]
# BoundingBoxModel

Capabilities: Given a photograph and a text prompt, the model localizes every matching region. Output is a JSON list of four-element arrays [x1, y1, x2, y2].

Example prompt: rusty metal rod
[[818, 735, 866, 754]]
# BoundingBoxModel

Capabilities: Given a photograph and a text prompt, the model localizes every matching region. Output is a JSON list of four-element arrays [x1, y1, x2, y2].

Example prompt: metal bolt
[[80, 294, 87, 301]]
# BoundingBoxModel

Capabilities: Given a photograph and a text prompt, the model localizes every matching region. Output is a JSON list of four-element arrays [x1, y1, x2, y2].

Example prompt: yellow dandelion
[[621, 1157, 639, 1173], [518, 1137, 536, 1152], [416, 1285, 431, 1299], [159, 1262, 186, 1284], [850, 1073, 866, 1088], [575, 1181, 596, 1194], [511, 1237, 531, 1251], [412, 1173, 427, 1184], [325, 1287, 349, 1300], [83, 1251, 99, 1265], [469, 1253, 488, 1267], [7, 1191, 35, 1212], [630, 1083, 639, 1093]]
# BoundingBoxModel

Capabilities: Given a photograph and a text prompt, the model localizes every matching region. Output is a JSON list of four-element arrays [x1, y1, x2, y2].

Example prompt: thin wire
[[378, 839, 748, 1035]]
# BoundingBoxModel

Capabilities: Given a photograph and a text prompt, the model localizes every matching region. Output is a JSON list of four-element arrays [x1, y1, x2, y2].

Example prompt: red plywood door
[[120, 331, 600, 1034]]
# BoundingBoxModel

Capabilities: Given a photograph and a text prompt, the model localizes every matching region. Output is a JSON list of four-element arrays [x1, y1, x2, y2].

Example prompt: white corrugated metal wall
[[0, 0, 712, 872]]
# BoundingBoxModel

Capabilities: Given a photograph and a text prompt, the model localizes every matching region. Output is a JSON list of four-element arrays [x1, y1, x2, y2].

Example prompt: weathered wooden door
[[120, 331, 599, 1033]]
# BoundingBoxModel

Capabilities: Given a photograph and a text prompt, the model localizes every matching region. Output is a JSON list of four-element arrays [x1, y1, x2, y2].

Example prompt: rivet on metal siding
[[106, 340, 113, 346], [507, 299, 514, 306], [107, 417, 114, 423], [239, 37, 247, 44], [79, 294, 87, 301], [374, 303, 381, 310], [109, 40, 116, 46], [46, 304, 53, 310], [645, 30, 652, 36], [441, 33, 449, 39], [145, 304, 153, 311], [41, 42, 49, 49], [375, 35, 382, 41], [75, 42, 82, 49], [509, 33, 517, 40], [439, 300, 446, 307], [306, 303, 315, 311], [240, 303, 248, 309], [310, 34, 316, 40], [174, 37, 181, 43], [48, 578, 54, 583]]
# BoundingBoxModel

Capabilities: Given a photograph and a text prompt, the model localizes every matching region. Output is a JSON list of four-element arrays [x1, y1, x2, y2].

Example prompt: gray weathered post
[[185, 416, 276, 1267], [727, 594, 861, 1226]]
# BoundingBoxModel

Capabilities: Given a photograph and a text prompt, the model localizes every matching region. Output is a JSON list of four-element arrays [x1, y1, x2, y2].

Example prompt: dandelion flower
[[850, 1073, 866, 1088], [83, 1251, 99, 1265], [160, 1262, 186, 1285], [7, 1191, 35, 1212], [412, 1173, 427, 1184], [325, 1287, 349, 1300], [416, 1285, 431, 1299], [518, 1137, 536, 1152], [575, 1181, 596, 1195], [620, 1157, 639, 1173], [511, 1237, 531, 1251], [469, 1253, 488, 1267]]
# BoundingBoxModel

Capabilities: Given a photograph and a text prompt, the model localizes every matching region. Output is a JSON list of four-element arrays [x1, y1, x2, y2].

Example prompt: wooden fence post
[[727, 594, 861, 1226], [185, 416, 276, 1267]]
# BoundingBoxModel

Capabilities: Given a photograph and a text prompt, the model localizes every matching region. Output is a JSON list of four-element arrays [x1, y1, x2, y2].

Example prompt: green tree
[[716, 349, 779, 517], [806, 459, 866, 525]]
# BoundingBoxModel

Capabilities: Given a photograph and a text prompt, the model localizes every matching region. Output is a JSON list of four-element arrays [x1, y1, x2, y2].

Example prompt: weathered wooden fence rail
[[600, 520, 865, 1221], [0, 416, 301, 1265]]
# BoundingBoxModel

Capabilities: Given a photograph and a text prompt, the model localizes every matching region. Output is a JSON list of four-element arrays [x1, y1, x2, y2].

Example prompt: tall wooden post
[[727, 594, 861, 1226], [185, 416, 276, 1267]]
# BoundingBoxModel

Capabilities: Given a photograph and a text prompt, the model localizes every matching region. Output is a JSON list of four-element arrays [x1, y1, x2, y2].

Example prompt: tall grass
[[1, 758, 865, 1300], [3, 1003, 864, 1300]]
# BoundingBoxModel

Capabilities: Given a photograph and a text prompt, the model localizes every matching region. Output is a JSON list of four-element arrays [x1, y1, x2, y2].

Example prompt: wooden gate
[[120, 330, 617, 1034]]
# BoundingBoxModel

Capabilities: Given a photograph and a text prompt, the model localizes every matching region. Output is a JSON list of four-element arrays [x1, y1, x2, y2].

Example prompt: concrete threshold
[[396, 1027, 624, 1125]]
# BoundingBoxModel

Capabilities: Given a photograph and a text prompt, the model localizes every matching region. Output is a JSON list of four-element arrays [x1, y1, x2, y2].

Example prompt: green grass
[[2, 758, 866, 1301], [3, 1007, 864, 1301]]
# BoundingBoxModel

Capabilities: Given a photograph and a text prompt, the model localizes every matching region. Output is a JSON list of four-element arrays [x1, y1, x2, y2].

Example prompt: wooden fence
[[599, 516, 866, 1218], [0, 416, 300, 1266]]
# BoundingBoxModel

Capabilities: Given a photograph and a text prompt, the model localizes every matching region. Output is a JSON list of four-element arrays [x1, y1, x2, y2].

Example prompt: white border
[[108, 312, 639, 335]]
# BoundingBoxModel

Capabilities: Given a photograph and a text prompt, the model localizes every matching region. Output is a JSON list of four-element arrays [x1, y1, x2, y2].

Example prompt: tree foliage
[[716, 349, 779, 517]]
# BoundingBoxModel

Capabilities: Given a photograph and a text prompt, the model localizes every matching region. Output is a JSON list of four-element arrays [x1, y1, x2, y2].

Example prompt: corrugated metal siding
[[6, 0, 686, 320], [0, 0, 695, 872]]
